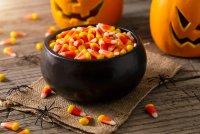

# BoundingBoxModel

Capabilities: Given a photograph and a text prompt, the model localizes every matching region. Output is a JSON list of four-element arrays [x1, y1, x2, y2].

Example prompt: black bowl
[[40, 25, 147, 102]]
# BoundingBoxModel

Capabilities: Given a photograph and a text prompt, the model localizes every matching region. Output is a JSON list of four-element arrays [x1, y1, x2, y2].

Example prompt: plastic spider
[[148, 74, 176, 89], [35, 101, 61, 128], [7, 85, 33, 96], [17, 55, 40, 66]]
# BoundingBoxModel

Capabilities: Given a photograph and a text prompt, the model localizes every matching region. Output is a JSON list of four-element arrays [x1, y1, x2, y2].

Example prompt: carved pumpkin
[[150, 0, 200, 57], [51, 0, 123, 28]]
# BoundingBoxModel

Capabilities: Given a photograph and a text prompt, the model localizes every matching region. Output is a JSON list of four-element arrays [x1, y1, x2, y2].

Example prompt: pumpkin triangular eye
[[196, 25, 200, 30], [177, 7, 189, 28]]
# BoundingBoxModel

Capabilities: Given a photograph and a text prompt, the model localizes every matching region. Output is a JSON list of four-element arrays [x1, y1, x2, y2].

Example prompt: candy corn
[[41, 85, 54, 99], [49, 23, 136, 60], [0, 38, 16, 46], [1, 122, 20, 131], [79, 116, 92, 125], [24, 13, 39, 20], [67, 105, 86, 117], [45, 26, 57, 37], [3, 47, 16, 57], [10, 31, 27, 38], [145, 104, 158, 118], [36, 43, 43, 51], [0, 73, 5, 82], [18, 129, 31, 134], [97, 115, 116, 126]]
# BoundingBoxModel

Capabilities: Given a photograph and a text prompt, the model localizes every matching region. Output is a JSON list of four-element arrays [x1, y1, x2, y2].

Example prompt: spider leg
[[148, 77, 158, 82], [158, 81, 162, 86], [48, 116, 54, 126], [48, 101, 56, 110], [7, 88, 15, 96], [48, 112, 60, 119], [168, 79, 176, 86], [40, 117, 43, 128], [6, 108, 13, 118], [35, 113, 45, 125], [48, 107, 61, 111], [163, 82, 169, 89]]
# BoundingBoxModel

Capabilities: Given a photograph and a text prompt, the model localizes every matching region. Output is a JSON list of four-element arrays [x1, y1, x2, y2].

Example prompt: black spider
[[148, 74, 176, 89], [7, 85, 33, 96], [17, 55, 40, 66], [35, 101, 61, 128]]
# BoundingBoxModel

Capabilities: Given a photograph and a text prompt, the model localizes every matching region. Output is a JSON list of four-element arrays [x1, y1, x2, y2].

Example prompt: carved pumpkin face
[[51, 0, 123, 28], [150, 0, 200, 57]]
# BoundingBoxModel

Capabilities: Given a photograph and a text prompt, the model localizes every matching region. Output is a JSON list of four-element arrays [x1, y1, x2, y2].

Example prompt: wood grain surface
[[0, 0, 200, 134]]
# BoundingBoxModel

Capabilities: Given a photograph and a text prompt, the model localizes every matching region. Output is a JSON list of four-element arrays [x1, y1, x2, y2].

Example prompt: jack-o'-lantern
[[150, 0, 200, 57], [51, 0, 123, 28]]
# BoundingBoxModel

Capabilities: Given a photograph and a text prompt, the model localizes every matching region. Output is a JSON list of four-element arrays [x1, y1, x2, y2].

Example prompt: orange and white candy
[[79, 116, 92, 125], [24, 13, 39, 20], [145, 104, 158, 118], [18, 129, 31, 134], [45, 26, 57, 37], [1, 122, 20, 131], [0, 38, 16, 46], [10, 31, 27, 38], [98, 115, 116, 126], [41, 85, 54, 99], [3, 47, 16, 57], [67, 105, 86, 117]]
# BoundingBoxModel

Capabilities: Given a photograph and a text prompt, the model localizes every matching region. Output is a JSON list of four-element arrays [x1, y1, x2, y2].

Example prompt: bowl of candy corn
[[40, 23, 147, 101]]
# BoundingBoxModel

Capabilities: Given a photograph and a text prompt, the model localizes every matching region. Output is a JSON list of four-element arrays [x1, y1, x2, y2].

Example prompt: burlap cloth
[[2, 51, 181, 134]]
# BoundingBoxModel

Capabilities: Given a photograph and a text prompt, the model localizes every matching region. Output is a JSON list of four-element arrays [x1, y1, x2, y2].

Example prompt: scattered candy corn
[[10, 31, 27, 38], [24, 13, 39, 20], [1, 122, 20, 131], [45, 26, 57, 37], [18, 129, 31, 134], [97, 115, 116, 126], [0, 38, 16, 46], [79, 116, 92, 125], [36, 43, 43, 51], [145, 104, 158, 118], [67, 105, 86, 117], [0, 73, 5, 82], [3, 47, 16, 57], [49, 23, 136, 60], [41, 85, 54, 99]]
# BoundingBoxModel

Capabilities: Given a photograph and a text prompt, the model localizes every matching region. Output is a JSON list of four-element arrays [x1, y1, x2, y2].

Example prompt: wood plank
[[1, 0, 200, 134]]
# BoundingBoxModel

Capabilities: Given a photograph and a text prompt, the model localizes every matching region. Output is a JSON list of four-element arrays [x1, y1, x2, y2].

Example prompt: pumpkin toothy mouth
[[170, 23, 200, 46], [54, 1, 103, 21]]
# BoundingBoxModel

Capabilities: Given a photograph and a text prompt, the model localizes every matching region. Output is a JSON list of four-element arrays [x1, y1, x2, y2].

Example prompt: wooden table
[[0, 0, 200, 133]]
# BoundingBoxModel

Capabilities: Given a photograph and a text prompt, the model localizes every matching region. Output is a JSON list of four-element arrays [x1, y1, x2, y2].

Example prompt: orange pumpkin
[[150, 0, 200, 57], [51, 0, 123, 28]]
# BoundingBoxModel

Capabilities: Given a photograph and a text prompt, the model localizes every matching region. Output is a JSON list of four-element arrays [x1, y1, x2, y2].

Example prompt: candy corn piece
[[0, 73, 5, 82], [79, 116, 92, 125], [24, 13, 39, 20], [45, 26, 57, 37], [0, 38, 16, 46], [3, 47, 16, 57], [36, 43, 43, 51], [41, 85, 54, 99], [98, 115, 116, 126], [145, 104, 158, 118], [18, 129, 31, 134], [1, 122, 20, 131], [10, 31, 27, 38], [67, 105, 86, 117]]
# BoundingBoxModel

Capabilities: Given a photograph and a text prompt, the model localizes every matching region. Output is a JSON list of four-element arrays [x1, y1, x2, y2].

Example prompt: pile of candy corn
[[1, 121, 31, 134], [50, 23, 136, 60], [67, 104, 116, 126]]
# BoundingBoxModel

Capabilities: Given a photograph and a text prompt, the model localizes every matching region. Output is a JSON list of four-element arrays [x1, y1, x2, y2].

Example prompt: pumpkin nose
[[71, 0, 102, 18]]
